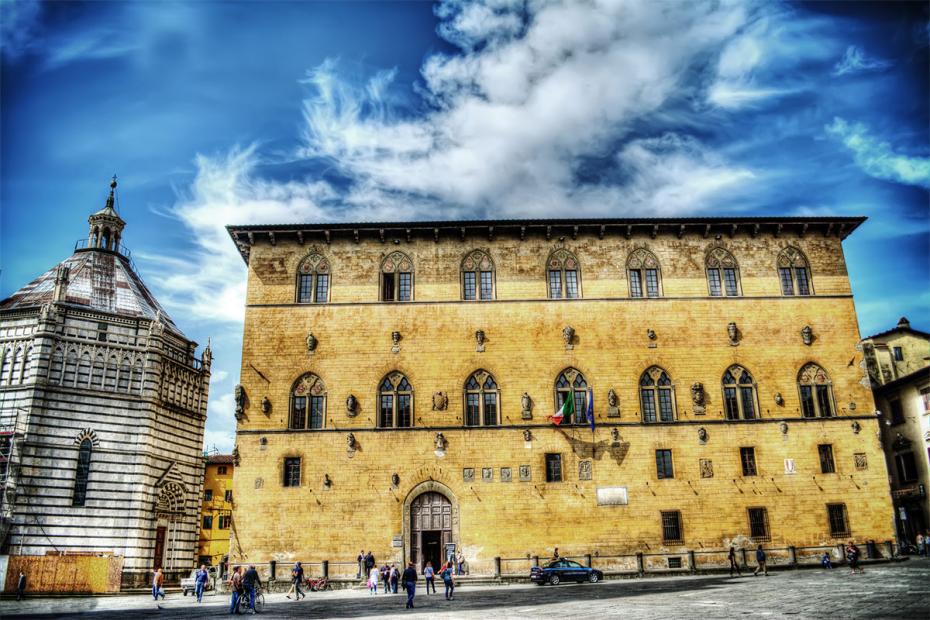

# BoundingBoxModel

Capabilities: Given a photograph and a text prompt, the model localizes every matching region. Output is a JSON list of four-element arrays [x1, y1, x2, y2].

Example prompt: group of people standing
[[359, 550, 458, 607], [725, 541, 871, 577]]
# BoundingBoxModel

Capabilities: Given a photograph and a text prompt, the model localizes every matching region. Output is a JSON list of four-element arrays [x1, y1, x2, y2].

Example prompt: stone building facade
[[198, 454, 234, 570], [227, 217, 894, 574], [0, 179, 211, 588], [862, 318, 930, 544]]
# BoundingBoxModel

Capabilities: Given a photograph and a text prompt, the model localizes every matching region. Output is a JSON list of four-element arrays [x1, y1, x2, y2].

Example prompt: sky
[[2, 0, 928, 454]]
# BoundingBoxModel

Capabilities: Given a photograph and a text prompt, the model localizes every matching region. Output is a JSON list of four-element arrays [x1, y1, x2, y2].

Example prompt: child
[[368, 566, 379, 594], [821, 553, 833, 568]]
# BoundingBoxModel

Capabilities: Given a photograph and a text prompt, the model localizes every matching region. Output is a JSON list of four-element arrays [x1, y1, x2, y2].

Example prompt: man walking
[[727, 546, 741, 577], [195, 564, 209, 603], [228, 566, 243, 614], [287, 561, 305, 600], [16, 571, 26, 601], [357, 550, 365, 579], [243, 564, 261, 613], [402, 561, 418, 609], [152, 567, 166, 604], [753, 545, 768, 576]]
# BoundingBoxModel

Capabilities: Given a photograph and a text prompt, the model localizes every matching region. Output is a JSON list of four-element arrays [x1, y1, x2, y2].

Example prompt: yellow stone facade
[[198, 455, 234, 568], [228, 218, 895, 574]]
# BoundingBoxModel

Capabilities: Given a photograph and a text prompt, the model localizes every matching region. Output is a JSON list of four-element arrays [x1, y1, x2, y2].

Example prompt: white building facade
[[0, 179, 211, 587]]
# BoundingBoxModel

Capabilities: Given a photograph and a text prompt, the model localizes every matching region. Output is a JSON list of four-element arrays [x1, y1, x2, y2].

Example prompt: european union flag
[[585, 387, 595, 431]]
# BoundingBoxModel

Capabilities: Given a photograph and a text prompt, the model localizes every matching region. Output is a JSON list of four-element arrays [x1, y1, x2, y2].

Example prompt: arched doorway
[[410, 492, 452, 570]]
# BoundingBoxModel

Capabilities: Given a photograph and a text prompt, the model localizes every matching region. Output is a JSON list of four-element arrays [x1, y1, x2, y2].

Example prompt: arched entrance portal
[[411, 492, 451, 570]]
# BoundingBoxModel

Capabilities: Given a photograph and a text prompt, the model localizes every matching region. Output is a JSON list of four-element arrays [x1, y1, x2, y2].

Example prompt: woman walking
[[423, 561, 436, 594], [440, 560, 455, 600], [847, 541, 864, 574], [368, 565, 379, 594]]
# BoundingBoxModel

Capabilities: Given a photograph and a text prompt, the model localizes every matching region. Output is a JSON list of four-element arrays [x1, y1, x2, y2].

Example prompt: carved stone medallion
[[500, 467, 512, 482], [519, 465, 531, 482], [481, 467, 493, 482], [463, 468, 475, 482]]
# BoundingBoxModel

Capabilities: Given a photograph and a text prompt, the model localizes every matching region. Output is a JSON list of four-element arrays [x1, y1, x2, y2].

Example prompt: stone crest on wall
[[521, 392, 532, 419], [691, 382, 705, 415], [700, 459, 713, 478], [606, 389, 619, 417], [432, 392, 448, 411], [578, 460, 592, 481]]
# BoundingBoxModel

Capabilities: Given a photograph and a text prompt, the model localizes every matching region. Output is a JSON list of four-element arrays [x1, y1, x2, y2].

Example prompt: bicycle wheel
[[254, 593, 265, 613]]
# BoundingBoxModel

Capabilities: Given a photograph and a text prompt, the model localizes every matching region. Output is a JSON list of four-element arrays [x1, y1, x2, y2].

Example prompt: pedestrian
[[917, 532, 926, 557], [846, 541, 864, 574], [382, 563, 391, 594], [243, 564, 261, 612], [753, 545, 768, 576], [365, 551, 375, 573], [16, 571, 26, 601], [228, 566, 243, 614], [456, 550, 465, 576], [357, 550, 365, 579], [403, 561, 418, 608], [552, 547, 560, 561], [368, 565, 379, 594], [423, 561, 436, 594], [195, 564, 209, 603], [440, 560, 456, 600], [821, 552, 833, 569], [390, 563, 399, 594], [287, 561, 305, 600], [152, 567, 166, 603], [727, 546, 741, 577]]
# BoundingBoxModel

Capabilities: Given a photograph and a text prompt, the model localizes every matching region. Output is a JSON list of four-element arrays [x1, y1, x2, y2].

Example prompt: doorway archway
[[402, 481, 459, 571]]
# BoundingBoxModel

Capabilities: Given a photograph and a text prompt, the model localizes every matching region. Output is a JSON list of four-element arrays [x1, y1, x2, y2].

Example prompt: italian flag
[[552, 395, 574, 425]]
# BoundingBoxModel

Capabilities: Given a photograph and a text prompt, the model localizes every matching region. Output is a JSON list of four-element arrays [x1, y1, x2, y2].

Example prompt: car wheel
[[549, 574, 560, 586], [588, 572, 600, 583]]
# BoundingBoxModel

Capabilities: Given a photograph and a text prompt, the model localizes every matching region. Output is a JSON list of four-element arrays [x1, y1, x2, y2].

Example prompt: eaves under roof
[[226, 215, 867, 265]]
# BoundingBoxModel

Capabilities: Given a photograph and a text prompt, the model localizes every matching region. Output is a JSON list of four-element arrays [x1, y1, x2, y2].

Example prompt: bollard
[[788, 546, 797, 567], [636, 552, 644, 576], [884, 540, 894, 558], [494, 557, 502, 578], [533, 555, 539, 567], [837, 544, 846, 564], [688, 550, 696, 573], [740, 548, 748, 568], [585, 554, 592, 568], [269, 560, 276, 581], [322, 560, 329, 578]]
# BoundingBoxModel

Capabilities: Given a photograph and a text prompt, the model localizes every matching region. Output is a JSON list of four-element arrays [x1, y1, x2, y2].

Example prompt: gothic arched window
[[72, 438, 92, 507], [77, 353, 92, 387], [640, 366, 675, 422], [546, 249, 581, 299], [91, 353, 105, 389], [464, 370, 499, 427], [105, 355, 118, 391], [0, 348, 9, 386], [296, 253, 330, 304], [777, 246, 812, 296], [379, 372, 413, 428], [131, 358, 144, 394], [49, 347, 64, 384], [10, 347, 23, 384], [117, 357, 131, 392], [461, 250, 495, 301], [290, 373, 326, 430], [554, 368, 589, 425], [706, 247, 741, 297], [21, 346, 33, 383], [722, 365, 758, 420], [380, 251, 414, 302], [798, 363, 835, 418], [627, 248, 662, 298], [64, 350, 78, 386]]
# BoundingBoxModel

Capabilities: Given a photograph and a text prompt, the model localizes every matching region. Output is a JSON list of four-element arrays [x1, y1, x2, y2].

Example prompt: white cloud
[[832, 45, 892, 77], [826, 117, 930, 189], [0, 0, 42, 60]]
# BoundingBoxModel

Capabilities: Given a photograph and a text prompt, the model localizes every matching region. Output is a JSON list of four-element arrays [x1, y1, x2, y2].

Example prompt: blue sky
[[2, 0, 928, 453]]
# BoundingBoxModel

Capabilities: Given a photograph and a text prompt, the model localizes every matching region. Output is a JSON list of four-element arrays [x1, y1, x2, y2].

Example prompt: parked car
[[531, 559, 603, 585], [181, 566, 218, 596]]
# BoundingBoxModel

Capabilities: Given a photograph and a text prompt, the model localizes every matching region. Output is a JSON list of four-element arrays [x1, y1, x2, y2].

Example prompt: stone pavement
[[2, 558, 928, 619]]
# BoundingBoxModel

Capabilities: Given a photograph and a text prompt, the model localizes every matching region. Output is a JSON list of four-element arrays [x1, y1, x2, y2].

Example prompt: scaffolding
[[0, 406, 27, 551]]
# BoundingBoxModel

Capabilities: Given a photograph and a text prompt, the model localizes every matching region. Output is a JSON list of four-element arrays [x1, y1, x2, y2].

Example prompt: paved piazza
[[3, 559, 928, 619]]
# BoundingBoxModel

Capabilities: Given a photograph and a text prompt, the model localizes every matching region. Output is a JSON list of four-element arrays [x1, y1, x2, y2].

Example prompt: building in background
[[0, 178, 211, 590], [225, 216, 894, 575], [198, 453, 234, 573], [862, 317, 930, 545]]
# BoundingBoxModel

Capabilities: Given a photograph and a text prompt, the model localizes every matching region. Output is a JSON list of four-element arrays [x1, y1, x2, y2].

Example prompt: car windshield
[[565, 561, 582, 567]]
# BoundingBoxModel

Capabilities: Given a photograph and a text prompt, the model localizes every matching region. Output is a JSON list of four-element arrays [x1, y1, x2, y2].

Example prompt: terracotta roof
[[862, 316, 930, 341], [0, 248, 184, 337], [207, 454, 235, 465]]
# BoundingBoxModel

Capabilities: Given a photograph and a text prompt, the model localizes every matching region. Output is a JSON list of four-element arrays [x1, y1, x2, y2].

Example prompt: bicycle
[[237, 584, 265, 614], [307, 576, 332, 591]]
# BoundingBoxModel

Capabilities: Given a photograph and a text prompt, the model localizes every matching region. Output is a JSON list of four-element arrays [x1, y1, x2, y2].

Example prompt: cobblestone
[[2, 558, 928, 619]]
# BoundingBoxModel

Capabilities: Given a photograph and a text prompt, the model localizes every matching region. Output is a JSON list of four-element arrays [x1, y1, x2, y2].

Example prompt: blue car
[[531, 559, 603, 585]]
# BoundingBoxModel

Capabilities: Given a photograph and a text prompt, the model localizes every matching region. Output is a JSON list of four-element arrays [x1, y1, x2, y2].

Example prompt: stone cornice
[[226, 216, 867, 264]]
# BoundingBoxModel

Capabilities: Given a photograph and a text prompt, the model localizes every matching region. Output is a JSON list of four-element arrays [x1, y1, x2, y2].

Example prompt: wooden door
[[153, 526, 166, 568], [410, 492, 452, 567]]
